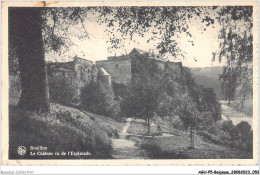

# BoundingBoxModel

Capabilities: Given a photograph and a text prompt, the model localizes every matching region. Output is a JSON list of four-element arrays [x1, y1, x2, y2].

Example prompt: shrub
[[218, 130, 231, 145], [140, 144, 188, 159], [201, 120, 253, 153], [221, 120, 236, 137], [81, 80, 120, 120], [236, 121, 251, 137], [235, 121, 253, 152], [49, 77, 76, 104], [208, 125, 218, 135], [56, 110, 76, 124], [169, 115, 184, 131], [199, 111, 215, 126]]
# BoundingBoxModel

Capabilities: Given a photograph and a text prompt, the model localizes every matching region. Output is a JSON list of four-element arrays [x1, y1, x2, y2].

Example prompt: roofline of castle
[[98, 48, 182, 65], [73, 56, 93, 63], [130, 51, 182, 66], [96, 56, 131, 63], [46, 56, 93, 64]]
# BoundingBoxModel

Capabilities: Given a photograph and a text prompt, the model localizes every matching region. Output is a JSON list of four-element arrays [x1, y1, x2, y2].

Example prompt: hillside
[[189, 66, 223, 99], [9, 103, 124, 159], [9, 67, 252, 160], [9, 89, 252, 159]]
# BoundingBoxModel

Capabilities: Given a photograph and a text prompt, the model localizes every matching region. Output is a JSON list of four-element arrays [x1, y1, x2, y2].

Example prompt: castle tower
[[97, 68, 112, 90]]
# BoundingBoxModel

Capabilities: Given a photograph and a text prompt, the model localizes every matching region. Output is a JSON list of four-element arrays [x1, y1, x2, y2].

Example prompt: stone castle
[[96, 48, 182, 86], [47, 48, 183, 104], [47, 56, 97, 104]]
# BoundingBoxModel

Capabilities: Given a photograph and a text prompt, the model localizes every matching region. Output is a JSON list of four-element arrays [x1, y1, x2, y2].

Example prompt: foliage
[[203, 120, 253, 153], [49, 77, 76, 104], [183, 68, 221, 122], [140, 143, 188, 159], [11, 6, 247, 64], [55, 110, 77, 124], [213, 7, 253, 106], [81, 80, 120, 120], [121, 73, 167, 132], [39, 6, 217, 59], [99, 6, 218, 57], [175, 97, 200, 131], [120, 55, 192, 131], [219, 67, 238, 104], [9, 6, 253, 112], [199, 111, 215, 127], [183, 68, 201, 107], [9, 105, 113, 159], [41, 7, 94, 57], [201, 88, 222, 121], [167, 116, 184, 131], [122, 62, 221, 138], [236, 121, 252, 141], [221, 120, 236, 137]]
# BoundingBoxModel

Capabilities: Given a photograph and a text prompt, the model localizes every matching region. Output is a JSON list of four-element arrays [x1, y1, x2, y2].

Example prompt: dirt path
[[110, 118, 178, 159], [110, 118, 149, 159]]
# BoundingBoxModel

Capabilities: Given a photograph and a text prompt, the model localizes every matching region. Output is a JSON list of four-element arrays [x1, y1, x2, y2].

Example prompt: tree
[[183, 68, 203, 110], [236, 121, 252, 139], [221, 120, 236, 137], [9, 7, 92, 112], [121, 59, 188, 134], [81, 80, 119, 119], [99, 6, 213, 57], [212, 7, 253, 106], [235, 121, 253, 152], [121, 71, 169, 133], [49, 77, 76, 104], [9, 6, 251, 113], [219, 67, 238, 105], [183, 68, 221, 122], [176, 98, 200, 149], [8, 6, 214, 112], [201, 88, 221, 121], [9, 8, 49, 112]]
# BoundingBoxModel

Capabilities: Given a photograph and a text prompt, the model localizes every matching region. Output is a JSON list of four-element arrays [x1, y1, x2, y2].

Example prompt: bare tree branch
[[77, 13, 90, 39]]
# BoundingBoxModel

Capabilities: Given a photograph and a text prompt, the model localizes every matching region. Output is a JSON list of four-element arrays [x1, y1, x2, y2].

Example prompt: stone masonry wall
[[96, 58, 131, 86]]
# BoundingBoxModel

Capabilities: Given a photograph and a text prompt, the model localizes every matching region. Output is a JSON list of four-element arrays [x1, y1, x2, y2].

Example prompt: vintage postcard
[[1, 1, 258, 166]]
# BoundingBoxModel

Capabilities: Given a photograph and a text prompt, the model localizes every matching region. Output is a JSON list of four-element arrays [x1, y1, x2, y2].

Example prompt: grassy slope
[[127, 118, 252, 159], [9, 103, 124, 159]]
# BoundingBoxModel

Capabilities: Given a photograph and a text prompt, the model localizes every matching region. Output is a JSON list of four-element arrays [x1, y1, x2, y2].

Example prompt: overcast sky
[[46, 7, 227, 68]]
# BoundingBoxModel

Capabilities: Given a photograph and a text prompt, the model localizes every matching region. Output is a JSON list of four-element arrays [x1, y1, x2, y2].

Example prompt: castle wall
[[73, 59, 97, 102], [96, 59, 131, 86], [131, 53, 182, 79], [47, 58, 98, 105]]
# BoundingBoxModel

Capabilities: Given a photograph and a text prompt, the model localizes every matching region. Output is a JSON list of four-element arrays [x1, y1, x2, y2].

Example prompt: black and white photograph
[[2, 1, 258, 165]]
